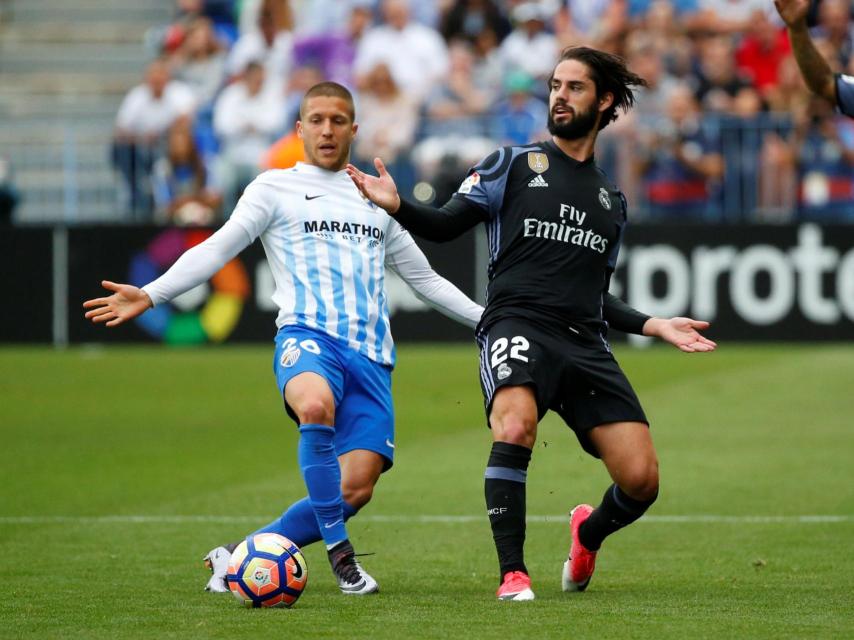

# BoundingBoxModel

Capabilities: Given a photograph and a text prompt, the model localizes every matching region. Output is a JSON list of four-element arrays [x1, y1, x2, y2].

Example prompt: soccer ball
[[226, 533, 308, 608]]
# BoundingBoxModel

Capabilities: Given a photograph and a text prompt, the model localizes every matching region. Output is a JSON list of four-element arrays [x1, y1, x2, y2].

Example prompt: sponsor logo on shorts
[[385, 438, 395, 449], [280, 347, 301, 368], [497, 362, 512, 380]]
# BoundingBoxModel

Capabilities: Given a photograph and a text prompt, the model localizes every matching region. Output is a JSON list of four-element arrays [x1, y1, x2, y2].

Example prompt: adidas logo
[[528, 174, 549, 188]]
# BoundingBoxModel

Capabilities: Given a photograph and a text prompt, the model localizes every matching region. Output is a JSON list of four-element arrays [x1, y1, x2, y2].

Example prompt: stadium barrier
[[3, 223, 853, 345]]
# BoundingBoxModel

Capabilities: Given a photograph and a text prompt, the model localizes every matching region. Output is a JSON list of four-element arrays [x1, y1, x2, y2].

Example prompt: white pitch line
[[0, 514, 851, 525]]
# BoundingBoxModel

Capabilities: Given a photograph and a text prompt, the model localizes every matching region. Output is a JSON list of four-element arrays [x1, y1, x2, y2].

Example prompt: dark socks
[[484, 442, 532, 580], [579, 483, 658, 551]]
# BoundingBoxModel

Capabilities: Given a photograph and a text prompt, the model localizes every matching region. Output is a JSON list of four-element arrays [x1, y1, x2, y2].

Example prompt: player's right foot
[[328, 540, 379, 595], [496, 571, 535, 601], [562, 504, 597, 592], [203, 546, 231, 593]]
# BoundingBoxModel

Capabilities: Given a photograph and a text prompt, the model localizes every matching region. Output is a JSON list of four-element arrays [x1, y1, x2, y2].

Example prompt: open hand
[[345, 158, 402, 214], [643, 317, 717, 353], [82, 280, 152, 327]]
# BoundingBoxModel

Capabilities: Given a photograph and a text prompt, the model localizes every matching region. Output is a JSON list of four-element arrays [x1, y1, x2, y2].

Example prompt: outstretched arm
[[347, 158, 485, 242], [642, 317, 717, 353], [385, 226, 483, 329], [82, 218, 253, 327], [775, 0, 837, 104], [346, 158, 402, 213], [83, 281, 153, 327]]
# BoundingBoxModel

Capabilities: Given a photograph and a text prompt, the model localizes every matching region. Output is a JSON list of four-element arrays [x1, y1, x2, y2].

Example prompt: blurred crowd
[[109, 0, 854, 224]]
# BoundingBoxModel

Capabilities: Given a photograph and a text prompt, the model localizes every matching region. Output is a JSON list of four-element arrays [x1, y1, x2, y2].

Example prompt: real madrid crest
[[598, 187, 612, 210], [527, 152, 549, 174]]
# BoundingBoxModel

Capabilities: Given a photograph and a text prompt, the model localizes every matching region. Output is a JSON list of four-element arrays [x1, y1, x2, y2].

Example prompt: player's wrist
[[388, 194, 401, 215], [642, 317, 665, 337]]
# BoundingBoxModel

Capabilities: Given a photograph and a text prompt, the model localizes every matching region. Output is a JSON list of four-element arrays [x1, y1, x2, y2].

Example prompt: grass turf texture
[[0, 344, 852, 639]]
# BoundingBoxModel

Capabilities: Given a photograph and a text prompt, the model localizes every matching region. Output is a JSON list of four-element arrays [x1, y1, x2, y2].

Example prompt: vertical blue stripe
[[282, 234, 305, 321], [301, 230, 327, 328], [372, 265, 389, 363], [351, 244, 370, 347], [325, 240, 349, 339]]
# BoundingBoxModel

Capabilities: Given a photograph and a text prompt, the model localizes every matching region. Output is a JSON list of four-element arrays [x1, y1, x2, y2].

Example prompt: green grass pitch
[[1, 343, 852, 639]]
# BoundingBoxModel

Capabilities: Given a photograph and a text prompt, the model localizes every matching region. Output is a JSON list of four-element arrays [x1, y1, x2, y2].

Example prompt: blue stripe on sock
[[484, 466, 528, 483]]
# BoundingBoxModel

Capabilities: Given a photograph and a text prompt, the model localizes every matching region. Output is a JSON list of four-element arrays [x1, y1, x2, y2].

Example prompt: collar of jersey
[[542, 140, 596, 168], [294, 161, 349, 179]]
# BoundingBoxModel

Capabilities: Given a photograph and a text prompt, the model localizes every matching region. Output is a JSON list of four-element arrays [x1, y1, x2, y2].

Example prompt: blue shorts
[[273, 325, 395, 470]]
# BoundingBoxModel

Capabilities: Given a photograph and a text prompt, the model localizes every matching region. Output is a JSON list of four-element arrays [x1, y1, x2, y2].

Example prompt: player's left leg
[[252, 448, 384, 545], [563, 421, 659, 591], [488, 385, 538, 601], [205, 452, 384, 594]]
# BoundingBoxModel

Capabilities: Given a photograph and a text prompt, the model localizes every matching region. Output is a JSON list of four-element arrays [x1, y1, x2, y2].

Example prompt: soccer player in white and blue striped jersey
[[83, 82, 483, 596]]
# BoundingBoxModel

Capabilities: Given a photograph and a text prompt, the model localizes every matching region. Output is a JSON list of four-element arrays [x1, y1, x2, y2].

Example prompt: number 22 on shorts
[[490, 336, 530, 368]]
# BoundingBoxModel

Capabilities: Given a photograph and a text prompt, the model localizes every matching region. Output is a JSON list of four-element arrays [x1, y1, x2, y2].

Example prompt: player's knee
[[491, 415, 537, 448], [620, 460, 659, 502], [295, 398, 334, 426], [341, 482, 373, 510]]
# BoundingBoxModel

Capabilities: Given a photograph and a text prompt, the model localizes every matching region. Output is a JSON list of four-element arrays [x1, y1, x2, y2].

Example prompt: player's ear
[[598, 91, 614, 113], [296, 120, 304, 139], [351, 122, 358, 138]]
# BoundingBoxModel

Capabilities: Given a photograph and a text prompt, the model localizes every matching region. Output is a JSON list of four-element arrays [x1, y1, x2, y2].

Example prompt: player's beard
[[547, 102, 599, 140]]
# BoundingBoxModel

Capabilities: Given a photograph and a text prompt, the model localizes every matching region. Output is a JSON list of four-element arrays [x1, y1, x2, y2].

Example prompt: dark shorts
[[477, 318, 648, 458]]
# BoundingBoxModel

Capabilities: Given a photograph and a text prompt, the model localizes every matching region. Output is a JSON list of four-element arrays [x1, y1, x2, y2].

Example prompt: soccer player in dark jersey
[[775, 0, 854, 117], [348, 46, 717, 601]]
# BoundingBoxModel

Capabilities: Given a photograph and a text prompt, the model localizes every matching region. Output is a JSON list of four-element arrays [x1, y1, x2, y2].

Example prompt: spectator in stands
[[352, 63, 419, 197], [735, 9, 791, 99], [692, 34, 752, 114], [152, 118, 222, 224], [489, 70, 548, 146], [354, 0, 449, 104], [811, 0, 854, 67], [695, 0, 773, 34], [626, 32, 680, 125], [0, 156, 18, 226], [288, 0, 362, 37], [789, 95, 854, 221], [227, 0, 293, 91], [557, 0, 628, 51], [176, 0, 238, 41], [638, 0, 695, 79], [213, 61, 284, 212], [292, 3, 373, 87], [263, 119, 306, 170], [627, 0, 700, 29], [282, 65, 326, 129], [440, 0, 511, 45], [171, 16, 228, 109], [471, 25, 505, 92], [634, 84, 724, 219], [412, 40, 496, 183], [421, 40, 493, 138], [499, 3, 559, 93], [112, 57, 197, 219]]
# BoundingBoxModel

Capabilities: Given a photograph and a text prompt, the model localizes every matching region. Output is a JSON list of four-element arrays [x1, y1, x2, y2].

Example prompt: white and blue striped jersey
[[143, 162, 482, 366]]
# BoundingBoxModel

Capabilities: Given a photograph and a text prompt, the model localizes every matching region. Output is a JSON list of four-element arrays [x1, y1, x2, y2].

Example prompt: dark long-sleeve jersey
[[394, 140, 650, 343]]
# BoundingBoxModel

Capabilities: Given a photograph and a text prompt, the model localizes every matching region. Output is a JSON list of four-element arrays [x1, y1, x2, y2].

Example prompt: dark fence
[[3, 222, 853, 344]]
